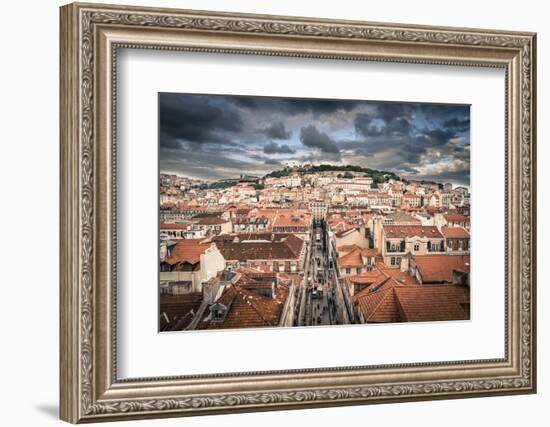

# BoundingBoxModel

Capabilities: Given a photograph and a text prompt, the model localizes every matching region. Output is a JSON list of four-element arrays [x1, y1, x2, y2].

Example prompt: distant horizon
[[160, 93, 470, 186], [159, 168, 470, 190]]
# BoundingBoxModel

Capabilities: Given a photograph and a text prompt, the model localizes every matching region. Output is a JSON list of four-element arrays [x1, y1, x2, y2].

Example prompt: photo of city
[[159, 93, 471, 332]]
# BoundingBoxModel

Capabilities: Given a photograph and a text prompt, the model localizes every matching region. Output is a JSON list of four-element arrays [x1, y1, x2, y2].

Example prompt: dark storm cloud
[[346, 101, 470, 183], [263, 141, 296, 154], [159, 93, 470, 185], [259, 122, 292, 140], [414, 104, 470, 124], [443, 117, 471, 132], [420, 127, 457, 145], [159, 94, 243, 148], [354, 113, 384, 137], [300, 125, 341, 158], [232, 95, 360, 117]]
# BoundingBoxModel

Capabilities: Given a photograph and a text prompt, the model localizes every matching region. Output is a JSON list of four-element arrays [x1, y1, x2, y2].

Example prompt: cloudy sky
[[159, 93, 470, 185]]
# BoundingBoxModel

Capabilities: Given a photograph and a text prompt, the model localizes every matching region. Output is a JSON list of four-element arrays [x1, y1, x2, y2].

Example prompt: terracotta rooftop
[[383, 212, 421, 224], [354, 278, 405, 323], [383, 225, 443, 239], [441, 226, 470, 239], [345, 270, 388, 289], [394, 285, 470, 322], [175, 203, 208, 211], [252, 209, 279, 219], [444, 212, 469, 223], [195, 217, 230, 225], [273, 214, 308, 228], [377, 264, 420, 286], [235, 208, 252, 215], [413, 254, 471, 283], [217, 234, 304, 261], [329, 218, 356, 236], [164, 239, 210, 266], [159, 292, 203, 331], [338, 246, 378, 268], [198, 280, 289, 330], [354, 281, 469, 323], [160, 222, 191, 230], [337, 244, 363, 255], [192, 212, 225, 219]]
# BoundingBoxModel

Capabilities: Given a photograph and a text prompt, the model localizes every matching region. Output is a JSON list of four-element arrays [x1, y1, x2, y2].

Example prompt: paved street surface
[[297, 222, 342, 327]]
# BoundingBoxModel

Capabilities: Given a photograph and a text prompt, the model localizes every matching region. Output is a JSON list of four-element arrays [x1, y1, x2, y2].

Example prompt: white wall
[[0, 0, 546, 426]]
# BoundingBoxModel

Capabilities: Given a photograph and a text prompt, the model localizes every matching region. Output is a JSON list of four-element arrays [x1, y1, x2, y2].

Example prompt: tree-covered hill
[[265, 164, 401, 183]]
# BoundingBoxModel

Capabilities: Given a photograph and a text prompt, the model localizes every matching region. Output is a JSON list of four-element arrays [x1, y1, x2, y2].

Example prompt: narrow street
[[296, 222, 342, 327]]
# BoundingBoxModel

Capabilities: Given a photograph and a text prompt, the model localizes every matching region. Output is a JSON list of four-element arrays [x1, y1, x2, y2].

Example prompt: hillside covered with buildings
[[159, 163, 471, 331]]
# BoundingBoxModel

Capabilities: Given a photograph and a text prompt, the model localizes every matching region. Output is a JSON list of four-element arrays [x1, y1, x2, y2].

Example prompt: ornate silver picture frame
[[60, 2, 536, 423]]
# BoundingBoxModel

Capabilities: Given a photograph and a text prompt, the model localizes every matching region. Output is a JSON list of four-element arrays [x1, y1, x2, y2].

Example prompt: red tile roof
[[329, 218, 354, 234], [273, 214, 308, 228], [217, 234, 304, 261], [394, 285, 470, 322], [175, 203, 208, 211], [441, 226, 470, 239], [443, 213, 468, 223], [195, 217, 229, 225], [413, 254, 470, 283], [384, 212, 421, 224], [345, 270, 387, 289], [164, 239, 210, 265], [160, 222, 191, 230], [235, 208, 252, 215], [383, 225, 443, 239], [377, 264, 420, 286], [337, 244, 362, 255], [338, 246, 378, 268], [198, 279, 289, 330], [252, 209, 279, 219], [354, 281, 469, 323], [159, 292, 203, 331], [354, 278, 405, 322]]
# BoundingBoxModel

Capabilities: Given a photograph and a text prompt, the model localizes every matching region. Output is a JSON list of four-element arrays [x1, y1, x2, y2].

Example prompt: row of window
[[344, 266, 374, 275], [388, 242, 444, 252]]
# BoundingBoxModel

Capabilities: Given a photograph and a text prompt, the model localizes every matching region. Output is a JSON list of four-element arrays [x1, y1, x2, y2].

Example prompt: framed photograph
[[60, 2, 537, 423]]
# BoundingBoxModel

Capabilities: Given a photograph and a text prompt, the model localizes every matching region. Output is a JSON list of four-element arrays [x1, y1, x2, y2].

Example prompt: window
[[346, 268, 351, 274], [389, 242, 401, 252], [210, 304, 227, 321], [391, 257, 401, 266], [356, 268, 362, 274], [414, 243, 420, 251]]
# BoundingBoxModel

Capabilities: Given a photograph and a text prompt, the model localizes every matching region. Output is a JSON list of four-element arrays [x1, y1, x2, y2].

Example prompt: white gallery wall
[[0, 0, 546, 426]]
